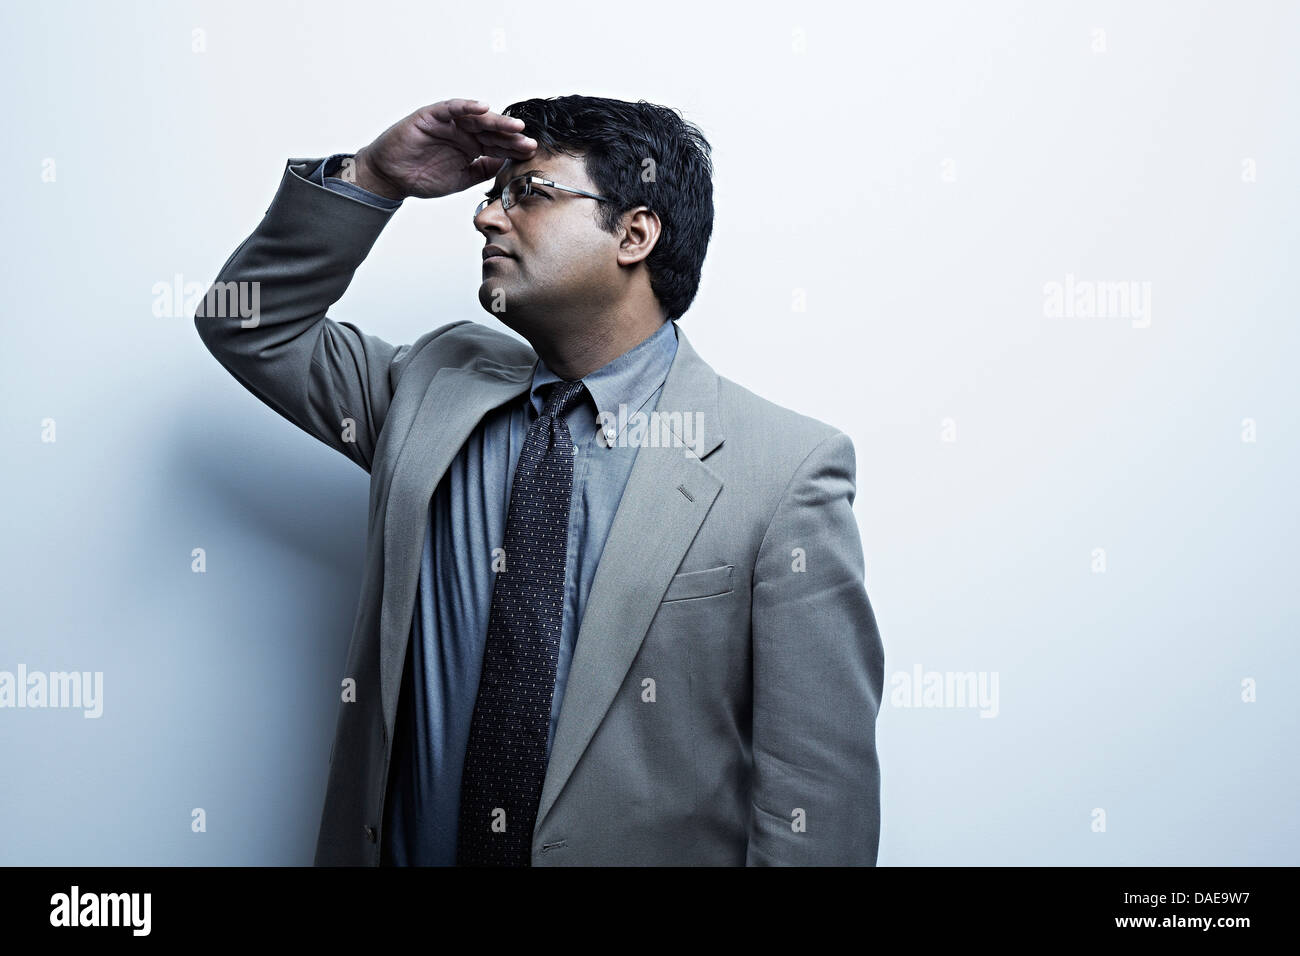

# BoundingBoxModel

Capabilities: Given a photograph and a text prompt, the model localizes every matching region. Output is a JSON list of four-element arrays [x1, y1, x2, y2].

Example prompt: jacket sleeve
[[194, 156, 425, 473], [746, 430, 885, 865]]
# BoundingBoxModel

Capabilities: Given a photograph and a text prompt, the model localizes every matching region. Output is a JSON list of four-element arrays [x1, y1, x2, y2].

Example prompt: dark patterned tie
[[456, 378, 588, 866]]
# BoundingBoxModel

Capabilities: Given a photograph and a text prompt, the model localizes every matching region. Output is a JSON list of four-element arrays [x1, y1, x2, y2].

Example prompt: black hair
[[500, 94, 714, 321]]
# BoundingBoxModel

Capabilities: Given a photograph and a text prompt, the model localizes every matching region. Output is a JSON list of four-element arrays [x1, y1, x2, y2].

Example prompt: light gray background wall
[[2, 0, 1296, 864]]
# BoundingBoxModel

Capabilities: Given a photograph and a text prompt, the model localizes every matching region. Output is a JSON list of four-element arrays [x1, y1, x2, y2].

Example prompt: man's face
[[474, 149, 621, 331]]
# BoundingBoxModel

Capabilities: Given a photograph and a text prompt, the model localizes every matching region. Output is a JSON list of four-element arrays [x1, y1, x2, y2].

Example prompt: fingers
[[410, 99, 538, 167], [463, 155, 508, 185], [424, 98, 489, 123], [474, 129, 538, 158], [435, 126, 533, 164], [440, 100, 534, 140], [422, 98, 528, 136]]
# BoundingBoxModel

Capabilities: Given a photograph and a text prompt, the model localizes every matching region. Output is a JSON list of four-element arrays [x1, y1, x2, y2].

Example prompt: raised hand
[[348, 99, 538, 201]]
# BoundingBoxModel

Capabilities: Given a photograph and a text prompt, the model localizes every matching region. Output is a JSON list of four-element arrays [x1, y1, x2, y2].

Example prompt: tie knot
[[540, 379, 586, 421]]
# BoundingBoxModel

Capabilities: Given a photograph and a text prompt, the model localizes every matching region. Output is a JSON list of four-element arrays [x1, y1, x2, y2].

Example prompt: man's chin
[[477, 296, 525, 333], [477, 281, 511, 312]]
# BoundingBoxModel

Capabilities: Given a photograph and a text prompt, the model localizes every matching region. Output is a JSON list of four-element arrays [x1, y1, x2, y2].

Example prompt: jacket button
[[363, 825, 377, 843]]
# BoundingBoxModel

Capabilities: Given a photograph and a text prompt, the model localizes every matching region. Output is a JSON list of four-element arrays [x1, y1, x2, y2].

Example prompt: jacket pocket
[[661, 564, 735, 603]]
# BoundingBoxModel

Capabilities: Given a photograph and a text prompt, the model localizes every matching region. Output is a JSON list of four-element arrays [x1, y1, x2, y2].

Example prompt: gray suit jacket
[[195, 157, 885, 866]]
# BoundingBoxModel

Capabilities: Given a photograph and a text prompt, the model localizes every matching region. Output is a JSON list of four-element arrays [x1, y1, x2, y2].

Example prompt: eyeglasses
[[475, 174, 612, 221]]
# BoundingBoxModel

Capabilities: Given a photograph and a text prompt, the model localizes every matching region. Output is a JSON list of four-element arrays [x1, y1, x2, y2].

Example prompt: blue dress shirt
[[310, 152, 679, 866]]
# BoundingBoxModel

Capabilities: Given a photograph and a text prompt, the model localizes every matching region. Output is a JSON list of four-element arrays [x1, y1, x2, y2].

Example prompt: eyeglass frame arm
[[476, 174, 613, 215]]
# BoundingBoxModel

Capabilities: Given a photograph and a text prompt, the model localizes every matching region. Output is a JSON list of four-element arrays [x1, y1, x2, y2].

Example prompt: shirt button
[[363, 825, 377, 843]]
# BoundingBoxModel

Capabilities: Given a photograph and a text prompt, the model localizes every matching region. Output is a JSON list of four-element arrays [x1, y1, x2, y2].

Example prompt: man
[[194, 95, 884, 866]]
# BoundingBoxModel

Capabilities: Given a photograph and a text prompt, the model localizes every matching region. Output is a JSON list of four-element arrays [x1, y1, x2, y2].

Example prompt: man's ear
[[617, 207, 661, 266]]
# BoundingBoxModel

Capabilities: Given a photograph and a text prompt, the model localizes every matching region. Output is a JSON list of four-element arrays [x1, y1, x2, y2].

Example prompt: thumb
[[458, 155, 506, 191]]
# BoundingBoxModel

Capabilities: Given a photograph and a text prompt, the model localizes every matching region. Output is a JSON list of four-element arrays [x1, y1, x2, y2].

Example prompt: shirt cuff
[[311, 152, 403, 209]]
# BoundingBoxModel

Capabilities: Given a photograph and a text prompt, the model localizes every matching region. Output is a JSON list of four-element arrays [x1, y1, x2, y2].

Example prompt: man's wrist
[[330, 149, 406, 201]]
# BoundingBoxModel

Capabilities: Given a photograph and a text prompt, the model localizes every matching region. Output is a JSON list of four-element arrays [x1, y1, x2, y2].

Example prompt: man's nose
[[474, 197, 511, 232]]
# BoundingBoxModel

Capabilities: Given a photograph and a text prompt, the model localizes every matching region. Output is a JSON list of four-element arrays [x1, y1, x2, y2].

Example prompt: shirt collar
[[529, 320, 679, 432]]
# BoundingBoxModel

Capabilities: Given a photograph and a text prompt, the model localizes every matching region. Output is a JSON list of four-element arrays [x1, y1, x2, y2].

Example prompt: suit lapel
[[535, 325, 725, 831], [378, 356, 534, 735]]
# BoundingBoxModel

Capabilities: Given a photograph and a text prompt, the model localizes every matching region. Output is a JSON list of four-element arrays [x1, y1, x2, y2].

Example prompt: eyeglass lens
[[476, 178, 528, 218]]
